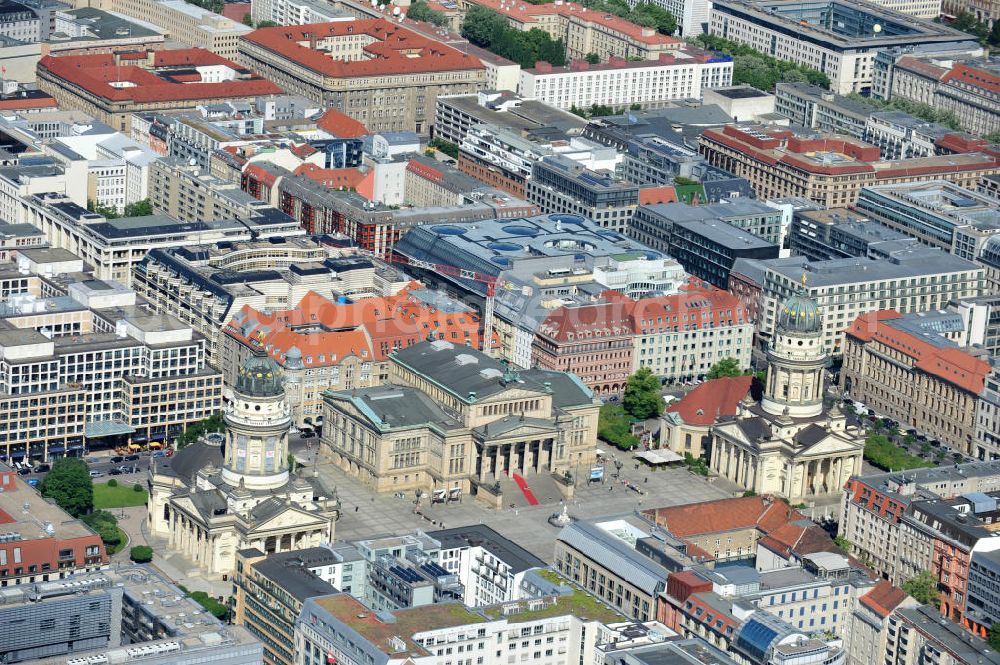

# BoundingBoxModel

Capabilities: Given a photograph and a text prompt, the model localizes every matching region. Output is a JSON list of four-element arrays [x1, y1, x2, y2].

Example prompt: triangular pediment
[[246, 504, 329, 534], [797, 431, 863, 457]]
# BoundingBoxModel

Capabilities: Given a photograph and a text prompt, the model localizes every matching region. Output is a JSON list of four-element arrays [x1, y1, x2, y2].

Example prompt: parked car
[[17, 467, 31, 475], [300, 430, 316, 439], [34, 464, 50, 473], [89, 470, 104, 478], [151, 451, 166, 459], [165, 448, 173, 457], [125, 454, 140, 462], [108, 468, 123, 476], [110, 456, 125, 464], [26, 478, 38, 486]]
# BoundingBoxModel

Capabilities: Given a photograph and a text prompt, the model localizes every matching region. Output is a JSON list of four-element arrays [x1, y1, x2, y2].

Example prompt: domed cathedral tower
[[762, 275, 827, 419], [221, 351, 291, 491]]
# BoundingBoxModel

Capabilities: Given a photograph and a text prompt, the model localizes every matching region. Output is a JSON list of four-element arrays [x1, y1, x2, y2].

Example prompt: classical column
[[506, 445, 514, 477]]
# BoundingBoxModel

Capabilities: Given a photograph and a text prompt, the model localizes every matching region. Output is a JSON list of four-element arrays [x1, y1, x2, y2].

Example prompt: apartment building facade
[[841, 310, 993, 455], [756, 250, 984, 355], [519, 52, 732, 111]]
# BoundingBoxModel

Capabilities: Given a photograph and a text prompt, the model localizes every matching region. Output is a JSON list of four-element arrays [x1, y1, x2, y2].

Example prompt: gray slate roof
[[557, 521, 668, 596]]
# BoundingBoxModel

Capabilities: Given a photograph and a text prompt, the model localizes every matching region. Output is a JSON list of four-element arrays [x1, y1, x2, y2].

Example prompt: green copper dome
[[235, 352, 283, 397], [777, 291, 822, 334]]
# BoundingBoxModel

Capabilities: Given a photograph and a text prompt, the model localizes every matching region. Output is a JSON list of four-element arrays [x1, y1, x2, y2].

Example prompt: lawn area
[[93, 482, 148, 509], [864, 434, 935, 472], [481, 569, 624, 623]]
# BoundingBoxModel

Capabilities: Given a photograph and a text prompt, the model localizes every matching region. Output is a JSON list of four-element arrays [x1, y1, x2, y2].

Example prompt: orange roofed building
[[221, 286, 489, 426], [238, 20, 485, 135], [841, 309, 994, 457], [37, 48, 282, 133], [699, 124, 1000, 207], [462, 0, 680, 61], [531, 281, 753, 395]]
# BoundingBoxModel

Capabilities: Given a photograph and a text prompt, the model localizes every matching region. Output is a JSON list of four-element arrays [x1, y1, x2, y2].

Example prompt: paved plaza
[[319, 444, 734, 561]]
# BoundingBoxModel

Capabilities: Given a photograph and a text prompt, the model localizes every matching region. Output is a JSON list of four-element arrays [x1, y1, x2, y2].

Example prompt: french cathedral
[[673, 286, 866, 505], [147, 353, 340, 577]]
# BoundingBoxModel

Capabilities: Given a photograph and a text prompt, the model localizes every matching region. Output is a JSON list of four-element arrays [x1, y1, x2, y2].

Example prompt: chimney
[[534, 61, 553, 73], [570, 59, 590, 71], [608, 55, 626, 67]]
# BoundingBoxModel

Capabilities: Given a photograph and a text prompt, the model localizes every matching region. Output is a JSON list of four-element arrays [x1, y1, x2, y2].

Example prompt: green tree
[[988, 623, 1000, 650], [833, 535, 851, 552], [107, 478, 118, 488], [177, 412, 225, 449], [585, 52, 601, 64], [287, 453, 297, 473], [82, 510, 124, 553], [990, 19, 1000, 46], [256, 19, 280, 28], [629, 2, 676, 34], [623, 367, 664, 420], [133, 483, 144, 492], [123, 199, 153, 217], [130, 545, 154, 563], [428, 138, 460, 159], [242, 12, 253, 26], [902, 571, 940, 607], [707, 357, 743, 379], [39, 458, 93, 518], [87, 199, 120, 219], [598, 404, 640, 450], [406, 0, 448, 26], [461, 6, 565, 67], [694, 34, 830, 90]]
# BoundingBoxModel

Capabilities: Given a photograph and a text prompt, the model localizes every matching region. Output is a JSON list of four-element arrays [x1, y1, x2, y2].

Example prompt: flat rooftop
[[437, 93, 587, 137], [713, 0, 967, 49], [764, 246, 979, 287]]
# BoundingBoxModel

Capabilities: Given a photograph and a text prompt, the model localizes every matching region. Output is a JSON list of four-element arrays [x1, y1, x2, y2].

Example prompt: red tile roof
[[242, 20, 484, 78], [942, 62, 1000, 95], [316, 108, 369, 139], [221, 1, 251, 21], [224, 287, 491, 366], [0, 94, 57, 111], [294, 164, 367, 190], [643, 496, 804, 538], [535, 281, 748, 346], [846, 310, 992, 395], [468, 0, 680, 47], [668, 376, 751, 426], [38, 49, 282, 104], [895, 56, 948, 81], [860, 580, 909, 618]]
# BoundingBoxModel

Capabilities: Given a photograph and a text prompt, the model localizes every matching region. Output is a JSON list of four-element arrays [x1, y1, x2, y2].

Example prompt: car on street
[[125, 454, 140, 462], [17, 467, 31, 475], [151, 451, 166, 458], [300, 430, 315, 439], [89, 470, 104, 478], [34, 464, 50, 473], [110, 456, 125, 464], [26, 479, 38, 486], [108, 468, 123, 475]]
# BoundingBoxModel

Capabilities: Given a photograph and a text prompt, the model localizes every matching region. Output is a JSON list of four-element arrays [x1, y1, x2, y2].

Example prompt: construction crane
[[385, 254, 498, 357]]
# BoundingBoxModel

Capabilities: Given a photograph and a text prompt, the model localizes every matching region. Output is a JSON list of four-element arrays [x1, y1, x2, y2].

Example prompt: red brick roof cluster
[[703, 124, 1000, 178], [242, 20, 484, 78], [668, 376, 752, 426], [846, 310, 992, 395], [38, 48, 282, 104], [294, 163, 368, 190], [316, 108, 369, 138], [860, 580, 910, 618], [468, 0, 680, 47], [0, 93, 57, 111], [643, 495, 803, 538], [224, 287, 490, 367], [536, 280, 748, 345], [943, 62, 1000, 95]]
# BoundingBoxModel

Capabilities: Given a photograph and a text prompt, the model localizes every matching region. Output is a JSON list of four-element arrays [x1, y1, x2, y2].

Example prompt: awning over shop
[[85, 420, 136, 438]]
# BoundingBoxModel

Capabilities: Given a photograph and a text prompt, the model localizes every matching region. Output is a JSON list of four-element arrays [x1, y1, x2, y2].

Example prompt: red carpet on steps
[[512, 473, 539, 505]]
